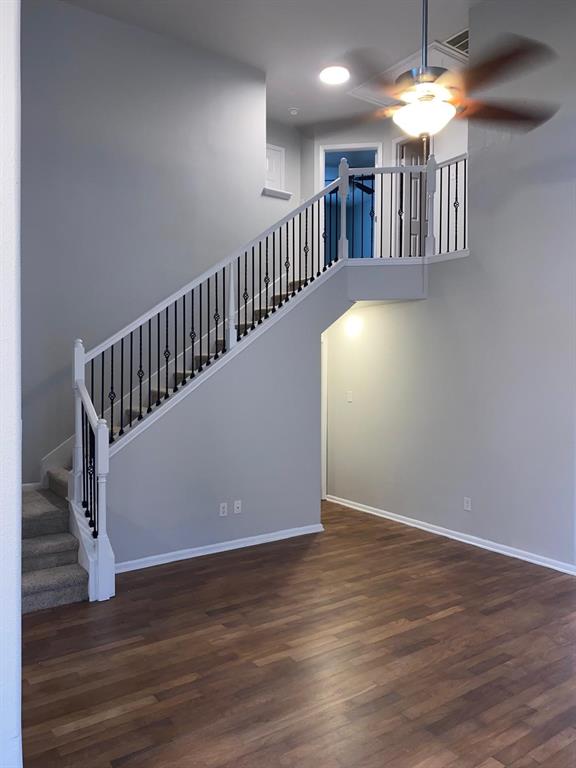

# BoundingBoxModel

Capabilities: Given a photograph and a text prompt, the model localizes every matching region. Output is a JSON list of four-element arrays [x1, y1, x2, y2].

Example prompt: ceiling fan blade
[[461, 35, 556, 94], [458, 99, 558, 129], [306, 105, 399, 135]]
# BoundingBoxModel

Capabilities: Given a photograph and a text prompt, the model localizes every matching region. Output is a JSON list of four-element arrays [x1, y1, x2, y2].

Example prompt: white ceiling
[[64, 0, 470, 125]]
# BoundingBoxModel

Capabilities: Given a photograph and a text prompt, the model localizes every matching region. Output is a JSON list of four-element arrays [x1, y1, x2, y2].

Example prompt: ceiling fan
[[323, 0, 558, 138]]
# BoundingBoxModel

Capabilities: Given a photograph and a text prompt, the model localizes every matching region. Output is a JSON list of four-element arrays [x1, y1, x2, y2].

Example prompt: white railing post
[[425, 154, 437, 258], [72, 339, 85, 502], [95, 418, 115, 600], [338, 158, 349, 260], [228, 265, 237, 350]]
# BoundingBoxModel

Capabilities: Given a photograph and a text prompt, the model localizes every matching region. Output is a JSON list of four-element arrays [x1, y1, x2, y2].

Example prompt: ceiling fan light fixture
[[319, 65, 351, 85], [392, 98, 456, 137]]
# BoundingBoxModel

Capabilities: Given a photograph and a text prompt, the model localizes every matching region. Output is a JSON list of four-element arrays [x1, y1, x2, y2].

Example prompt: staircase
[[37, 153, 468, 604], [22, 469, 88, 613]]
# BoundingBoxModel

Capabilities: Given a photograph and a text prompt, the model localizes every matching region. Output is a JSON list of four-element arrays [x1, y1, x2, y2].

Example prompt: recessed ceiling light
[[319, 66, 350, 85], [288, 107, 300, 116]]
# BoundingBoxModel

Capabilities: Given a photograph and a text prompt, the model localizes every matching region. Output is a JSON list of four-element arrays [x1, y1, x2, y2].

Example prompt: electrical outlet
[[463, 497, 472, 512], [219, 502, 228, 517], [234, 500, 242, 514]]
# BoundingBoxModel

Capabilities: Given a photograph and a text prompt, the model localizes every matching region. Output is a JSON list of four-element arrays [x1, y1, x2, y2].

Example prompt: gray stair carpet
[[22, 485, 88, 613]]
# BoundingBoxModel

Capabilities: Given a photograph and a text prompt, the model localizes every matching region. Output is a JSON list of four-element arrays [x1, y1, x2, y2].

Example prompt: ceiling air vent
[[444, 29, 469, 55]]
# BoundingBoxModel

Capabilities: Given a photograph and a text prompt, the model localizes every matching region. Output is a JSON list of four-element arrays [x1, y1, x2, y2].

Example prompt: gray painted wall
[[21, 0, 285, 480], [108, 269, 353, 565], [325, 0, 576, 565]]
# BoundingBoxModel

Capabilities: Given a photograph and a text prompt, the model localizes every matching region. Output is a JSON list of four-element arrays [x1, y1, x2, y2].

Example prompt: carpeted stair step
[[22, 563, 88, 614], [22, 533, 79, 573], [47, 466, 69, 499], [22, 489, 69, 539]]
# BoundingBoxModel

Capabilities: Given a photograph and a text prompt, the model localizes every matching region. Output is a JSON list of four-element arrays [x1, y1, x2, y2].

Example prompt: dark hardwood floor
[[23, 501, 576, 768]]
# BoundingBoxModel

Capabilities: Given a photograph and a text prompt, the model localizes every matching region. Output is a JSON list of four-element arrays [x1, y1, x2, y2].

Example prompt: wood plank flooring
[[22, 501, 576, 768]]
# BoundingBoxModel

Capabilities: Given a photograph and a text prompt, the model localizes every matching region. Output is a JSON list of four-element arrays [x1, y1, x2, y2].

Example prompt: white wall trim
[[116, 523, 324, 574], [262, 186, 292, 201], [22, 482, 42, 491], [326, 495, 576, 577], [0, 0, 23, 763]]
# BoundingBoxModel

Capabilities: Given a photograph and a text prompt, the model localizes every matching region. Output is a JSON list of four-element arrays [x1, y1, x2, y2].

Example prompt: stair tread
[[22, 533, 78, 558], [22, 563, 88, 597], [22, 489, 67, 520], [47, 466, 70, 484]]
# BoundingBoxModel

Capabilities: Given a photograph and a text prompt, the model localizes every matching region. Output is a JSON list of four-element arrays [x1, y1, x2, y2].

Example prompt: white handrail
[[77, 381, 100, 428], [350, 165, 427, 175], [436, 153, 468, 169], [85, 178, 341, 362]]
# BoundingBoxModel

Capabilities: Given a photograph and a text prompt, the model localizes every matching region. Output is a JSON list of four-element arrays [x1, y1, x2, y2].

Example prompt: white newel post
[[72, 339, 85, 502], [228, 265, 237, 350], [425, 154, 437, 258], [95, 418, 115, 600], [338, 158, 349, 259]]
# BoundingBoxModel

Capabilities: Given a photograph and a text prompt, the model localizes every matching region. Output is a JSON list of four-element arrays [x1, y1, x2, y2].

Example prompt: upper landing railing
[[71, 153, 468, 555]]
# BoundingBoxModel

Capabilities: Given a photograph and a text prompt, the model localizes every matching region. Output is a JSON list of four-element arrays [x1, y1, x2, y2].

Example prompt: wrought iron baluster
[[278, 226, 284, 305], [128, 332, 134, 427], [82, 407, 88, 509], [251, 247, 255, 330], [292, 217, 296, 293], [214, 272, 220, 360], [310, 204, 315, 281], [463, 159, 467, 249], [206, 277, 211, 366], [156, 314, 161, 406], [298, 213, 302, 289], [173, 300, 178, 391], [264, 237, 270, 316], [454, 161, 460, 252], [258, 239, 262, 322], [236, 256, 241, 342], [285, 221, 290, 303], [108, 345, 116, 443], [119, 338, 124, 436], [304, 208, 309, 283], [181, 293, 187, 385], [164, 307, 170, 399], [272, 229, 276, 311], [199, 283, 204, 370], [243, 251, 249, 336], [322, 196, 327, 270], [100, 352, 104, 420], [389, 173, 393, 257], [190, 288, 196, 378], [221, 266, 226, 354], [146, 320, 152, 411], [316, 199, 321, 275], [137, 326, 144, 419], [447, 163, 452, 252], [350, 177, 355, 258], [334, 189, 338, 261]]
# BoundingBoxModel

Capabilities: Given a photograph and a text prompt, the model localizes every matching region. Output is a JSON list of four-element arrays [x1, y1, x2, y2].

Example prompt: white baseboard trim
[[326, 495, 576, 577], [115, 523, 324, 574], [22, 482, 42, 491]]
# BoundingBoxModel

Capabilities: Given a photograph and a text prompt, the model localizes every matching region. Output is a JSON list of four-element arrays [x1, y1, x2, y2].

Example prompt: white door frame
[[0, 0, 23, 765], [317, 142, 383, 260]]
